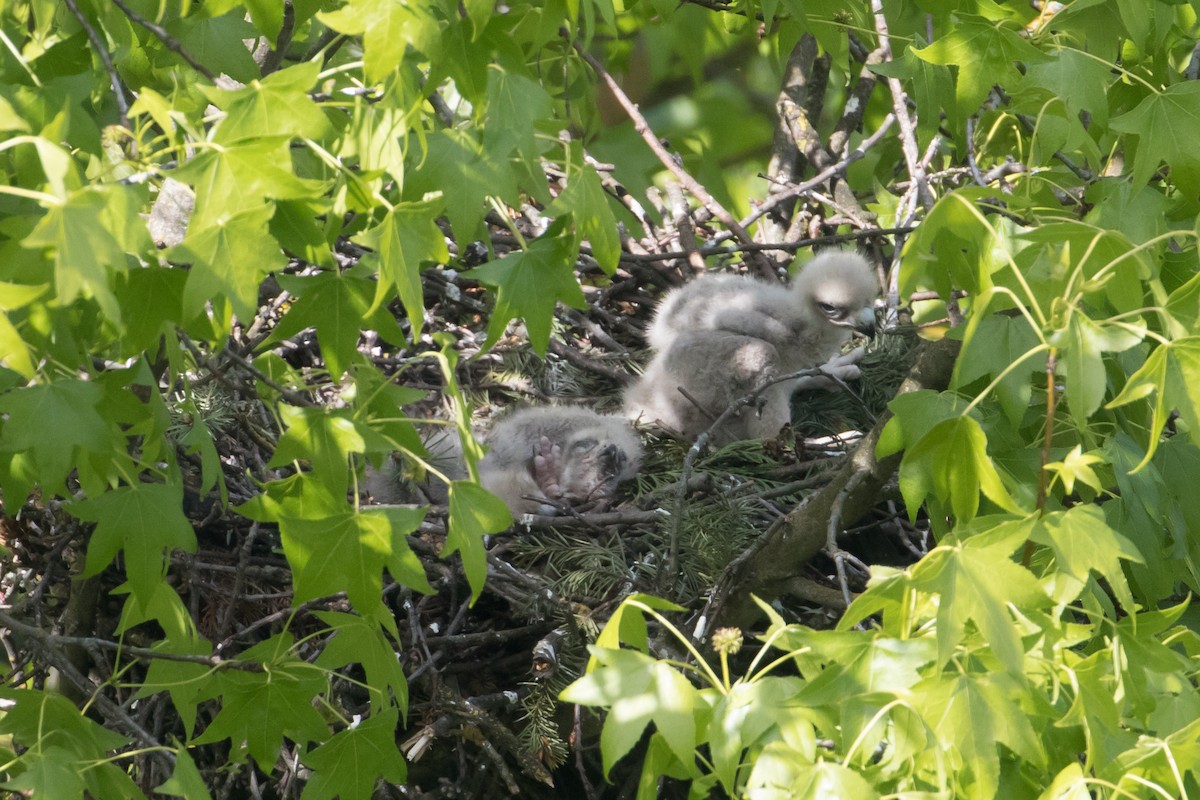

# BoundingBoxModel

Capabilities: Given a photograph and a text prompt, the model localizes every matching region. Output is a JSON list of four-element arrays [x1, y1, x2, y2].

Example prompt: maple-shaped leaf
[[71, 483, 197, 604], [203, 61, 331, 144], [115, 267, 186, 356], [318, 0, 442, 83], [356, 199, 449, 339], [155, 746, 212, 800], [1019, 47, 1114, 127], [483, 65, 555, 165], [242, 0, 284, 42], [194, 633, 330, 768], [0, 688, 137, 799], [1050, 312, 1143, 427], [137, 639, 214, 738], [444, 480, 512, 602], [269, 270, 406, 379], [270, 199, 337, 268], [913, 14, 1050, 114], [897, 415, 1025, 524], [0, 281, 46, 378], [167, 13, 259, 82], [547, 161, 621, 274], [788, 630, 937, 702], [0, 380, 122, 494], [560, 646, 699, 775], [910, 672, 1046, 797], [300, 708, 406, 800], [268, 405, 366, 500], [402, 130, 518, 243], [1107, 336, 1200, 469], [23, 185, 150, 324], [279, 506, 430, 615], [952, 312, 1043, 426], [171, 203, 288, 323], [314, 611, 408, 711], [871, 36, 956, 145], [1112, 82, 1200, 199], [1030, 505, 1142, 609], [470, 223, 586, 355], [910, 523, 1050, 677], [172, 139, 323, 230]]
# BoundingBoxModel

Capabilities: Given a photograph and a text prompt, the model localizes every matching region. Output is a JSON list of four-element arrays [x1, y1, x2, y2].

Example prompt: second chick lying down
[[479, 407, 643, 516]]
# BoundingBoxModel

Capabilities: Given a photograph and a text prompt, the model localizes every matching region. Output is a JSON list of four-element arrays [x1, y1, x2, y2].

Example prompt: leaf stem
[[1025, 348, 1057, 566]]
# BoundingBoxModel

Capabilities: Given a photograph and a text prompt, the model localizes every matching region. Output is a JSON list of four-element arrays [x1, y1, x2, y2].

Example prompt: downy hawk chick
[[479, 407, 643, 517], [624, 250, 879, 442]]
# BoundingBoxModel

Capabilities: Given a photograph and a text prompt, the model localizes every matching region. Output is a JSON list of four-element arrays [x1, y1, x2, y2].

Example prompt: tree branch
[[571, 38, 777, 278], [710, 335, 961, 629]]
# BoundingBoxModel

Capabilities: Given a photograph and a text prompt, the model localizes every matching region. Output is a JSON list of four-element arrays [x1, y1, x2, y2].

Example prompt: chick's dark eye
[[818, 302, 840, 317]]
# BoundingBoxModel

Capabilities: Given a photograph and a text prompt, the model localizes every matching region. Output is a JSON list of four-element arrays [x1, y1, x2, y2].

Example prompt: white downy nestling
[[624, 250, 879, 442]]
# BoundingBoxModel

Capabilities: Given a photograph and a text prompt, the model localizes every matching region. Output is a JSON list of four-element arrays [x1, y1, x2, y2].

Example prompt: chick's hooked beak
[[854, 305, 877, 336]]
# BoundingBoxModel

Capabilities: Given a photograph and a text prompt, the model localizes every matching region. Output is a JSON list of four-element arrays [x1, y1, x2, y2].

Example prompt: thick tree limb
[[709, 336, 960, 630]]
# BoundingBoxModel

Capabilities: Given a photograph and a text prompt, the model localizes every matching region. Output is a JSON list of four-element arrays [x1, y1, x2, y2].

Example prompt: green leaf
[[560, 646, 698, 775], [1051, 313, 1143, 426], [171, 204, 288, 323], [909, 529, 1050, 676], [910, 672, 1046, 798], [357, 199, 449, 339], [402, 130, 517, 242], [0, 380, 121, 493], [707, 678, 803, 793], [899, 188, 1004, 298], [483, 64, 555, 164], [271, 200, 336, 268], [547, 163, 621, 274], [136, 639, 215, 738], [172, 139, 323, 231], [444, 480, 512, 603], [167, 12, 260, 82], [593, 593, 687, 656], [790, 762, 879, 800], [244, 0, 285, 41], [268, 405, 366, 500], [23, 185, 149, 324], [952, 311, 1044, 426], [1020, 47, 1114, 128], [877, 390, 966, 459], [871, 36, 956, 145], [1112, 82, 1200, 197], [1030, 505, 1142, 609], [278, 506, 430, 616], [71, 483, 197, 605], [155, 746, 212, 800], [194, 633, 330, 768], [470, 225, 586, 355], [269, 270, 406, 379], [898, 416, 1025, 523], [913, 15, 1050, 114], [318, 0, 442, 83], [1107, 336, 1200, 469], [300, 708, 406, 800], [115, 267, 187, 355], [314, 611, 408, 711], [1, 747, 86, 799], [204, 61, 330, 144]]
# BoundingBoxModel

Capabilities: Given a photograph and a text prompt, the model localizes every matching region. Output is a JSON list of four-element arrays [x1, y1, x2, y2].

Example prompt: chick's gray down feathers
[[625, 251, 879, 442], [479, 407, 643, 516]]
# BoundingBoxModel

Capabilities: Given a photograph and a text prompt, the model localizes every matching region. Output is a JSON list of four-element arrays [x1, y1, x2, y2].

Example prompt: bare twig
[[570, 38, 776, 278], [63, 0, 132, 139], [870, 0, 933, 209]]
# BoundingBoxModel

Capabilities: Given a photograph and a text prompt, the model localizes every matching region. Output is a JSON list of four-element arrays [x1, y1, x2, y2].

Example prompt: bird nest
[[2, 246, 930, 798]]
